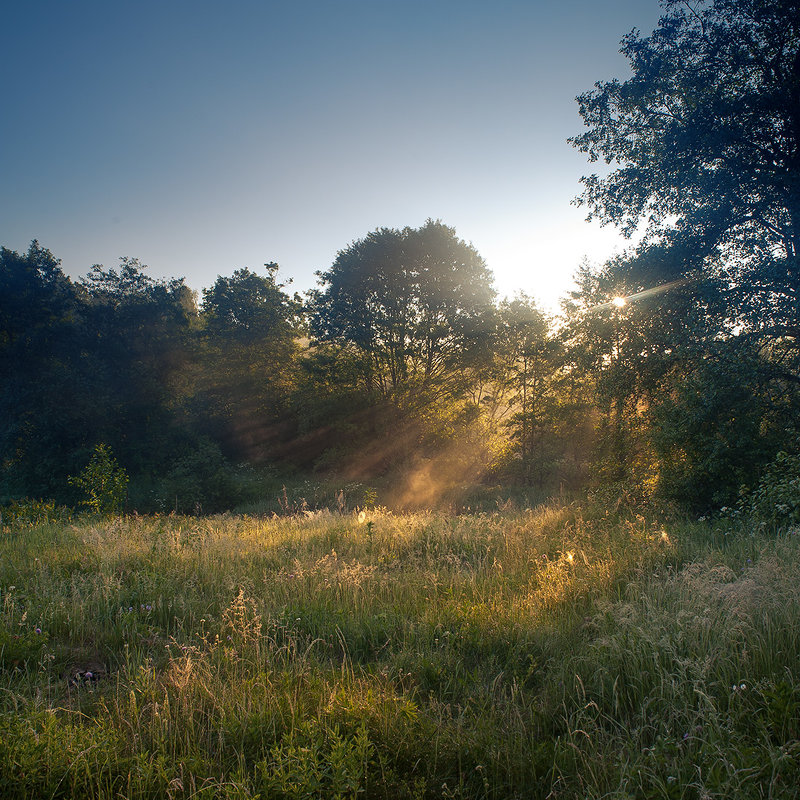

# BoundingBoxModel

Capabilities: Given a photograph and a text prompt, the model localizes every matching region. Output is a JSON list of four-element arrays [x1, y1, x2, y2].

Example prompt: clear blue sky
[[2, 0, 663, 309]]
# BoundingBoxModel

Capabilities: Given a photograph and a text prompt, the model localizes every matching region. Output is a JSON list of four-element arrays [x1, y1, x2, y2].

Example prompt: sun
[[612, 296, 627, 308]]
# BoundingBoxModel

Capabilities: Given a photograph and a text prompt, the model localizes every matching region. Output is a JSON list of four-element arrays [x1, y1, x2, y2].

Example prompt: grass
[[0, 500, 798, 798]]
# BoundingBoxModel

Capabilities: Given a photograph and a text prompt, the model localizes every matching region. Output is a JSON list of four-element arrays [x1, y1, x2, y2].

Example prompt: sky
[[1, 0, 664, 310]]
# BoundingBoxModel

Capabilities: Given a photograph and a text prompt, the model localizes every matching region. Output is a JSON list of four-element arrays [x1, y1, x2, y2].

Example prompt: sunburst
[[589, 275, 695, 313]]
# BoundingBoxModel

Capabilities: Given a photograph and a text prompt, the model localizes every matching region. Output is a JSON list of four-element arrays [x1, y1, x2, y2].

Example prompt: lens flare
[[587, 274, 697, 314]]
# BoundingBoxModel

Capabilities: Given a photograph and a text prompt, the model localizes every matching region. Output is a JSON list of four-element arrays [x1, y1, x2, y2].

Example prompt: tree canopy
[[571, 0, 800, 338], [568, 0, 800, 506], [309, 220, 496, 400]]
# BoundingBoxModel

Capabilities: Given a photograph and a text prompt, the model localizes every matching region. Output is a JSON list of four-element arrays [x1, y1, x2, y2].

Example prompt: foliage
[[0, 247, 202, 503], [570, 0, 800, 291], [309, 220, 496, 402], [0, 242, 84, 499], [496, 296, 591, 488], [569, 0, 800, 373], [68, 443, 129, 515], [0, 499, 68, 529], [649, 350, 782, 510], [201, 263, 300, 345], [77, 258, 198, 473], [195, 264, 301, 463], [748, 448, 800, 526], [301, 221, 501, 479], [144, 439, 250, 514], [567, 0, 800, 504]]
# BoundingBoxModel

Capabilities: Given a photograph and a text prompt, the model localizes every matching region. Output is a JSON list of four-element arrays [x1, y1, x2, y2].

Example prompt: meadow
[[1, 499, 799, 798]]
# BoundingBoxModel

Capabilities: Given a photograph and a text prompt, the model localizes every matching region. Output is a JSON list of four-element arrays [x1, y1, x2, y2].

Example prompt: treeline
[[4, 0, 800, 516], [0, 223, 586, 512]]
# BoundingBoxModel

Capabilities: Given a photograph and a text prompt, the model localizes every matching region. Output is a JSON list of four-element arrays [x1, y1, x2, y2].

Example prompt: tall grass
[[0, 503, 798, 798]]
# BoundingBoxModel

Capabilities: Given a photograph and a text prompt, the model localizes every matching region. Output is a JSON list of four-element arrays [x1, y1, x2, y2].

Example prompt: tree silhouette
[[310, 220, 496, 402]]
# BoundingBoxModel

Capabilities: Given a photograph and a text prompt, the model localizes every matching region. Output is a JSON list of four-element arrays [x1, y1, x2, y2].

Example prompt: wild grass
[[0, 502, 798, 798]]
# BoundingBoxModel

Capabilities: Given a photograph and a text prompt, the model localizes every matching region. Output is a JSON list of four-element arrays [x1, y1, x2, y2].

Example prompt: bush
[[747, 450, 800, 526], [0, 499, 68, 529], [68, 443, 129, 515], [146, 439, 246, 514]]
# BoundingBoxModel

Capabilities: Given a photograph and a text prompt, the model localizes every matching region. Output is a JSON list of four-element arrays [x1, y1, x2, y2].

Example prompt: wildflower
[[740, 682, 746, 690], [34, 627, 41, 635], [85, 671, 93, 680]]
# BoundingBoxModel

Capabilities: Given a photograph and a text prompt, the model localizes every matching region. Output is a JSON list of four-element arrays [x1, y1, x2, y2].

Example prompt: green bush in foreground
[[0, 504, 797, 798]]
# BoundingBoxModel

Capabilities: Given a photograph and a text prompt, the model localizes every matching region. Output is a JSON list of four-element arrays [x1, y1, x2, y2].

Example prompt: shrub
[[68, 443, 129, 515], [0, 499, 67, 529], [747, 450, 800, 526], [149, 439, 245, 514]]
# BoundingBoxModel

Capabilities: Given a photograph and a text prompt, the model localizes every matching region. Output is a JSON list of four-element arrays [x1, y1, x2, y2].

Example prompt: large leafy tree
[[202, 264, 299, 346], [303, 221, 496, 476], [74, 258, 198, 483], [495, 297, 582, 487], [309, 220, 496, 401], [0, 241, 76, 365], [568, 0, 800, 506], [1, 248, 196, 500], [560, 259, 720, 487], [80, 258, 195, 391], [571, 0, 800, 342]]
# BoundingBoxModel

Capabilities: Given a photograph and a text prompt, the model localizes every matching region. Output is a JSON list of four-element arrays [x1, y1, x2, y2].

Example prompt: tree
[[201, 264, 299, 346], [68, 443, 129, 515], [196, 265, 301, 462], [303, 221, 497, 476], [0, 240, 76, 364], [571, 0, 800, 346], [77, 258, 197, 474], [649, 349, 794, 510], [0, 242, 83, 500], [309, 220, 496, 402], [569, 0, 800, 505], [490, 297, 562, 485]]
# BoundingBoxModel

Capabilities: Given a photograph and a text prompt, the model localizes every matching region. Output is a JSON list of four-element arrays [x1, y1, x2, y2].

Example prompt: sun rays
[[588, 275, 695, 313]]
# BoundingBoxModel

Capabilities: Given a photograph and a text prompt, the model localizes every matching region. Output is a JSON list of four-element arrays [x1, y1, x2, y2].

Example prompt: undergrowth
[[0, 502, 797, 798]]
